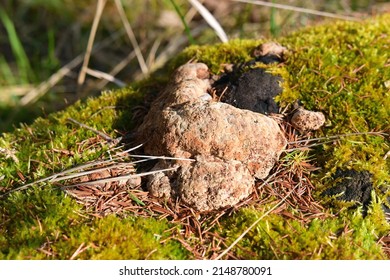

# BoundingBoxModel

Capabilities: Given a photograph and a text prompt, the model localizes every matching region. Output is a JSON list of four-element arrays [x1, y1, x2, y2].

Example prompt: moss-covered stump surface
[[1, 14, 389, 259]]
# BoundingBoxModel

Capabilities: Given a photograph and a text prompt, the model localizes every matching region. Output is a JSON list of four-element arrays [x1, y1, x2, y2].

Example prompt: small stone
[[255, 42, 287, 57], [290, 107, 325, 131], [147, 161, 176, 199]]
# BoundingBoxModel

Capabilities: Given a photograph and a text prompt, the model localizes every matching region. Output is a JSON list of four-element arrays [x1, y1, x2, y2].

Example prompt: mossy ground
[[1, 14, 389, 259]]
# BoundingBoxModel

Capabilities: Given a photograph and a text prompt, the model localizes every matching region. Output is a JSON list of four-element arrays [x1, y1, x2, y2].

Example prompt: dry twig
[[114, 0, 149, 75], [78, 0, 107, 86]]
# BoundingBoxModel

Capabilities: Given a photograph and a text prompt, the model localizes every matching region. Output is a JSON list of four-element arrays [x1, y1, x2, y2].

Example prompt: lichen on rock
[[136, 62, 287, 211]]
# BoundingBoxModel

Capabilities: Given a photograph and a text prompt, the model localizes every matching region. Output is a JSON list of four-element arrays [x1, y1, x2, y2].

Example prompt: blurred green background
[[0, 0, 389, 133]]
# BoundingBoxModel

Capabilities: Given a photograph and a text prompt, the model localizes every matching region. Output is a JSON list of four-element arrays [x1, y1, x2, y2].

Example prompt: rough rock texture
[[141, 101, 286, 178], [148, 156, 255, 211], [136, 62, 287, 211], [290, 107, 326, 131]]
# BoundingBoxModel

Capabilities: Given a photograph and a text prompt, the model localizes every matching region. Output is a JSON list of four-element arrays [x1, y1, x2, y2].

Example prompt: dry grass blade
[[285, 131, 388, 152], [128, 154, 196, 162], [70, 243, 91, 260], [18, 28, 127, 106], [85, 68, 126, 87], [96, 50, 136, 89], [78, 0, 107, 86], [378, 234, 390, 258], [61, 167, 178, 189], [146, 36, 162, 68], [67, 117, 118, 142], [114, 0, 148, 75], [188, 0, 228, 42], [232, 0, 361, 21], [1, 85, 33, 102], [287, 131, 387, 145], [20, 54, 84, 106], [0, 144, 143, 196]]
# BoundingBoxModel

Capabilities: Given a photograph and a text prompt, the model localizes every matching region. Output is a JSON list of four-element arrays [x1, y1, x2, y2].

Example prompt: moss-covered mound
[[1, 14, 389, 260]]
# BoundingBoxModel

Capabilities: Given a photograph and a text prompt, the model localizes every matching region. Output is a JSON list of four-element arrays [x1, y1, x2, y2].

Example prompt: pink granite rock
[[290, 107, 326, 132], [147, 156, 255, 211], [137, 63, 287, 211], [141, 101, 286, 179]]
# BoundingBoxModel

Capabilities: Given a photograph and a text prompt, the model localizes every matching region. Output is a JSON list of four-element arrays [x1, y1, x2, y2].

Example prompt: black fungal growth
[[211, 42, 286, 115], [212, 67, 283, 115], [322, 169, 373, 211]]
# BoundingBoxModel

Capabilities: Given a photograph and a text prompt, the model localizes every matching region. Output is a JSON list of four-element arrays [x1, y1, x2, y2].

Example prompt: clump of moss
[[220, 205, 387, 259], [0, 88, 185, 260], [1, 14, 389, 260], [1, 188, 186, 259]]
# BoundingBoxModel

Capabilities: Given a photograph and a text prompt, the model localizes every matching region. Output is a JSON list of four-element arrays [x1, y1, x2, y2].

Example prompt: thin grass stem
[[169, 0, 196, 45], [61, 167, 178, 189], [77, 0, 107, 86], [114, 0, 149, 75], [0, 8, 34, 83], [188, 0, 228, 42], [287, 131, 386, 145], [232, 0, 361, 21]]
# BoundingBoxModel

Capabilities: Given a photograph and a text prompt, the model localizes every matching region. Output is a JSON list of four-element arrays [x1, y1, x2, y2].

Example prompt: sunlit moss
[[1, 14, 389, 259], [221, 206, 387, 259]]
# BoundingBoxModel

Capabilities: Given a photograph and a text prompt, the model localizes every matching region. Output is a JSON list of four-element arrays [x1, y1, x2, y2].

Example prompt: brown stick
[[77, 0, 107, 86]]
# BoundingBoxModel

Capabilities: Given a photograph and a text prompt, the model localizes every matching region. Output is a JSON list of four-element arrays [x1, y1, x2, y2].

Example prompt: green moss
[[0, 87, 184, 260], [0, 189, 186, 259], [1, 14, 389, 259], [277, 17, 389, 182], [53, 215, 187, 260], [171, 39, 260, 73], [221, 205, 387, 259]]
